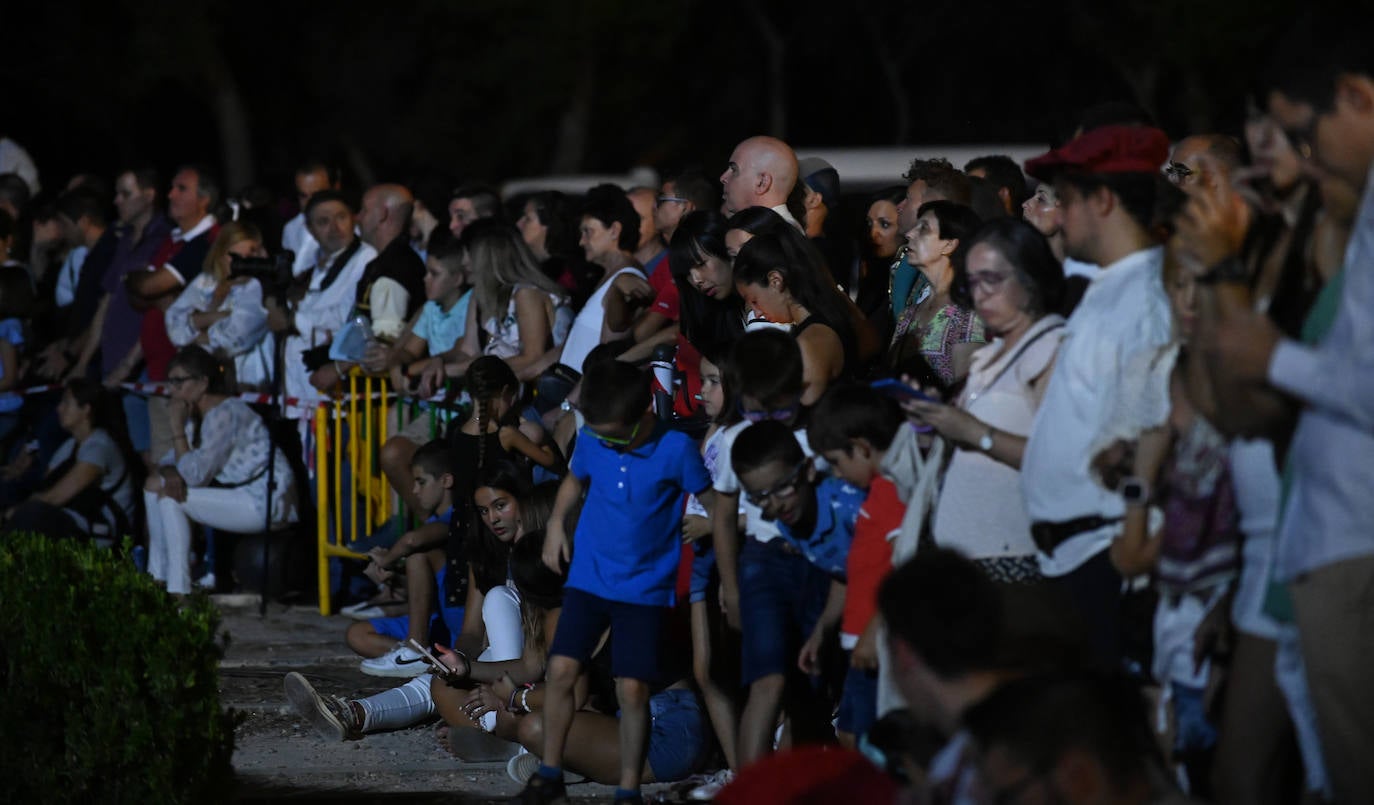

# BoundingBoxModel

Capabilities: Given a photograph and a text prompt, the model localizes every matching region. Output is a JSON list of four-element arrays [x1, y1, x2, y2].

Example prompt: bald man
[[720, 136, 801, 227], [354, 184, 426, 342]]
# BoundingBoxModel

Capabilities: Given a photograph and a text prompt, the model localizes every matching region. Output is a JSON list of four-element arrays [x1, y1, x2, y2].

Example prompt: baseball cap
[[1025, 125, 1170, 182], [798, 157, 841, 209]]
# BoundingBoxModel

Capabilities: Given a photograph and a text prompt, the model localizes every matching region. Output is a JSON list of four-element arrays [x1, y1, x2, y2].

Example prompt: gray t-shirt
[[48, 429, 135, 535]]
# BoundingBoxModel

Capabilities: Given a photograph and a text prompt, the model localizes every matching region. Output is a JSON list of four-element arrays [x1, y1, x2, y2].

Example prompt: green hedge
[[0, 534, 237, 803]]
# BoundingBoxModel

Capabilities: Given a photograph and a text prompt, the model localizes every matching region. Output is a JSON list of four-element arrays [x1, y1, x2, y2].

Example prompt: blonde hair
[[466, 223, 565, 326], [203, 221, 264, 283]]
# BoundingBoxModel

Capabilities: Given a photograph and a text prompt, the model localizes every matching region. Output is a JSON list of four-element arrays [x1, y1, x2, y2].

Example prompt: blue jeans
[[737, 538, 831, 685]]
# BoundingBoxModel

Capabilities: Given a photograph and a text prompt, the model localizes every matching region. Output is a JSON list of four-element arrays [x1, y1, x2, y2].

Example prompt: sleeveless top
[[483, 284, 572, 360], [559, 266, 645, 374]]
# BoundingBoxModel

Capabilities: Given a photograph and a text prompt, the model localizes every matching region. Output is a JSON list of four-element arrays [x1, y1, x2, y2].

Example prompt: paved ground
[[218, 597, 685, 803]]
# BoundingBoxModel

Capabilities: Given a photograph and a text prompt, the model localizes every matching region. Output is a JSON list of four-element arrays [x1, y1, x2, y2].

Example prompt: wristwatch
[[1196, 257, 1249, 286], [1119, 476, 1150, 507], [977, 427, 995, 453]]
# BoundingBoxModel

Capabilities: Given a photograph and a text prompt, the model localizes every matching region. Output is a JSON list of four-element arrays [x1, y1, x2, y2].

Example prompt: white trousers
[[145, 487, 270, 595]]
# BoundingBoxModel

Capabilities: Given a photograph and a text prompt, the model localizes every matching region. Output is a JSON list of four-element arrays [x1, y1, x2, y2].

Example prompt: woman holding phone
[[903, 219, 1065, 582]]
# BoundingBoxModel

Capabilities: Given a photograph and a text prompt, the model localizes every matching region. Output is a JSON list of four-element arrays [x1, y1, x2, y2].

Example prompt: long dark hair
[[668, 210, 744, 357], [733, 232, 855, 347], [510, 525, 567, 656], [464, 356, 520, 472], [466, 459, 532, 593]]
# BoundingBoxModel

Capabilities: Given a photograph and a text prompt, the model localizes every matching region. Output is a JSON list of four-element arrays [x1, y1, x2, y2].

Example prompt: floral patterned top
[[889, 302, 985, 387], [160, 397, 298, 524]]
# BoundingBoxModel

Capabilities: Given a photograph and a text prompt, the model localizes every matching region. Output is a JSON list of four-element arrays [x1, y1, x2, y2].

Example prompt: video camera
[[229, 251, 296, 298]]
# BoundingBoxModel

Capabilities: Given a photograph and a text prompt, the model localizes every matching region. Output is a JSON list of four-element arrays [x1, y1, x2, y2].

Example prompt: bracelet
[[518, 686, 533, 714], [507, 687, 521, 713]]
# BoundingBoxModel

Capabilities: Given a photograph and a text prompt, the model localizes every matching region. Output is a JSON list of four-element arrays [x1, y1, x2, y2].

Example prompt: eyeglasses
[[966, 271, 1012, 295], [739, 402, 798, 424], [656, 196, 689, 207], [1163, 162, 1195, 184], [165, 374, 200, 388], [743, 460, 808, 506], [580, 419, 642, 450], [1280, 121, 1317, 162]]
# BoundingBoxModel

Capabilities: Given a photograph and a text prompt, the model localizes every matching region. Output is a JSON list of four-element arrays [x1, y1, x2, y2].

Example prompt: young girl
[[450, 355, 562, 484], [681, 350, 743, 795], [284, 464, 554, 741]]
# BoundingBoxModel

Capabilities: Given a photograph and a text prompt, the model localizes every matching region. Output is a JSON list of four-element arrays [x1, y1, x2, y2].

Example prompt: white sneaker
[[688, 769, 735, 801], [339, 601, 385, 620], [194, 571, 216, 590], [507, 747, 540, 784], [358, 643, 429, 677]]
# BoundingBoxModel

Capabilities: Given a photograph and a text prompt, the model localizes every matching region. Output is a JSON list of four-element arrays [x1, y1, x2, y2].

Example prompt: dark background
[[2, 0, 1313, 202]]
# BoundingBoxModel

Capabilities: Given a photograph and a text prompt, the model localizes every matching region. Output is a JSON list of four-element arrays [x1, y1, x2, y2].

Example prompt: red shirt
[[843, 475, 903, 638], [140, 307, 178, 381], [646, 259, 680, 321]]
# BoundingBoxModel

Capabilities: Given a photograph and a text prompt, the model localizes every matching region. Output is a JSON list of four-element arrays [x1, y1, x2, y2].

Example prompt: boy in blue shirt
[[732, 420, 864, 750], [523, 359, 712, 805]]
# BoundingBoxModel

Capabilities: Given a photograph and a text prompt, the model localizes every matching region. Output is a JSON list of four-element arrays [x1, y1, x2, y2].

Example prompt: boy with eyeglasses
[[731, 419, 863, 768], [707, 330, 844, 769], [525, 358, 711, 805]]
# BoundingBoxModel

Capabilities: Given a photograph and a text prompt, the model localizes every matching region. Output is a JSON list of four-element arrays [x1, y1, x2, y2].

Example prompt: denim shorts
[[549, 587, 666, 681], [369, 565, 465, 645], [836, 663, 878, 737], [689, 543, 717, 604], [645, 688, 708, 782], [737, 538, 831, 685]]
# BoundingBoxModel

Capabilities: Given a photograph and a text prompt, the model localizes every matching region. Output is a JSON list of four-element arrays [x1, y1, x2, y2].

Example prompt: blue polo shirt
[[778, 476, 865, 580], [567, 423, 711, 606]]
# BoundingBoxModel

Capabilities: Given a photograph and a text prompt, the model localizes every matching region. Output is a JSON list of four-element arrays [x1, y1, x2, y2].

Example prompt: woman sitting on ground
[[435, 533, 711, 788], [284, 466, 554, 741], [143, 345, 297, 595], [2, 378, 137, 543]]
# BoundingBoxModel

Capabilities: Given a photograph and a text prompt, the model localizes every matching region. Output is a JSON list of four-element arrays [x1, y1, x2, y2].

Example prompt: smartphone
[[405, 638, 462, 680], [870, 378, 937, 403]]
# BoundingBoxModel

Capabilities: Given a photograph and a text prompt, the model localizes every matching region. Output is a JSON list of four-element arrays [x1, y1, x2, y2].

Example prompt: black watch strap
[[1197, 256, 1249, 286]]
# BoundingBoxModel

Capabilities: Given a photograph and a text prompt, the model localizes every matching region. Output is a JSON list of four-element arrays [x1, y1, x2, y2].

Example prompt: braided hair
[[465, 355, 519, 472]]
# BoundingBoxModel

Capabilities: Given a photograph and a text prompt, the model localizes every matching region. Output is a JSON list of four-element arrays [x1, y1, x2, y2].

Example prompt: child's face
[[821, 444, 877, 489], [581, 416, 643, 452], [739, 393, 800, 427], [739, 457, 815, 526], [423, 256, 466, 303], [411, 469, 450, 515], [473, 485, 521, 542], [698, 357, 724, 420]]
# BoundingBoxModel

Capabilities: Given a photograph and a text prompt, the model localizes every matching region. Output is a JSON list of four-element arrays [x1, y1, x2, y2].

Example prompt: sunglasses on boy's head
[[580, 419, 641, 450], [743, 459, 808, 507], [739, 401, 798, 424]]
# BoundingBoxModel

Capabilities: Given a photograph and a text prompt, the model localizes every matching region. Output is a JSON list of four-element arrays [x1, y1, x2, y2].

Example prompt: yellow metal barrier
[[314, 371, 401, 615]]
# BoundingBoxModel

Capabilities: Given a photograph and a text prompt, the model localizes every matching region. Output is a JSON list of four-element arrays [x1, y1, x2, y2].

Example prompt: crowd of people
[[0, 11, 1371, 804]]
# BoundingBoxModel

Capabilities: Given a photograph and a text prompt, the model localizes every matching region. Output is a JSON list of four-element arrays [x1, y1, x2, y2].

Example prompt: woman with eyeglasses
[[143, 345, 298, 595], [903, 219, 1065, 583]]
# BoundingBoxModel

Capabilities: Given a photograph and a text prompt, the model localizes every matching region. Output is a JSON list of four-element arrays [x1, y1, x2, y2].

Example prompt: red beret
[[714, 746, 899, 805], [1025, 125, 1171, 182]]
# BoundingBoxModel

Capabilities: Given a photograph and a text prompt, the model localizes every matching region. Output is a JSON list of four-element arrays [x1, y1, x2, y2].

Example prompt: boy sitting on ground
[[346, 440, 469, 677]]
